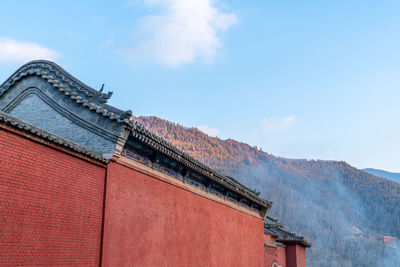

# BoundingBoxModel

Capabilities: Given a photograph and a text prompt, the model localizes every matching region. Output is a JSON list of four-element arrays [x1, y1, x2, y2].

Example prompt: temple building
[[0, 60, 310, 267], [264, 217, 311, 267]]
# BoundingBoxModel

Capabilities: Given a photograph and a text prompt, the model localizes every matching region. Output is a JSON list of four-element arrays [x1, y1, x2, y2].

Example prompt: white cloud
[[127, 0, 237, 67], [261, 116, 295, 131], [198, 125, 219, 136], [0, 38, 60, 64]]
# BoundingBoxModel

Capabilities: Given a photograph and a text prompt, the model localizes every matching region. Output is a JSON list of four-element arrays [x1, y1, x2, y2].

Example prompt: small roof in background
[[264, 216, 311, 248]]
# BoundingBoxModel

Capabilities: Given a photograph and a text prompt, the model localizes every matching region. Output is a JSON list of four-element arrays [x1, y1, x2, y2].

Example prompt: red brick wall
[[0, 126, 106, 266], [102, 159, 265, 267]]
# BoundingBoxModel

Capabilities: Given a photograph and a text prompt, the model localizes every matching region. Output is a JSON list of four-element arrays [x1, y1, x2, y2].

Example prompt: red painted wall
[[277, 246, 287, 266], [0, 124, 307, 267], [102, 159, 265, 267], [286, 245, 306, 267], [264, 234, 286, 267], [0, 126, 106, 266]]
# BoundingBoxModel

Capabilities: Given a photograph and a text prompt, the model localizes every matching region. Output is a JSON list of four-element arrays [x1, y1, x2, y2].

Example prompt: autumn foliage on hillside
[[135, 116, 269, 170]]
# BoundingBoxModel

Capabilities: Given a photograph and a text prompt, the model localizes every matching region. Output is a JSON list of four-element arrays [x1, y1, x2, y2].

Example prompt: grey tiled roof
[[264, 216, 311, 247], [0, 60, 131, 123], [0, 111, 107, 163]]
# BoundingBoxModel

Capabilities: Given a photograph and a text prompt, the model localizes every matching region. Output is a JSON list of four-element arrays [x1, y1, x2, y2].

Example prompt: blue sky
[[0, 0, 399, 172]]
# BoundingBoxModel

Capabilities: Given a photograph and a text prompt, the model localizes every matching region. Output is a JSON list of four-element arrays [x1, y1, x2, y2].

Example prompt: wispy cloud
[[198, 125, 219, 136], [261, 116, 295, 131], [126, 0, 237, 67], [0, 38, 60, 64]]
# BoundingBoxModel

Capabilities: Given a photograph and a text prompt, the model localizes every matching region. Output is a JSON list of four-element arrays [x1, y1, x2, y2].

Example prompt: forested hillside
[[136, 116, 400, 267]]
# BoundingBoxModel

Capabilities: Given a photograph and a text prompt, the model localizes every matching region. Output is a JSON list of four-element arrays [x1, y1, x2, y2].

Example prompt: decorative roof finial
[[121, 109, 133, 120], [92, 83, 113, 104]]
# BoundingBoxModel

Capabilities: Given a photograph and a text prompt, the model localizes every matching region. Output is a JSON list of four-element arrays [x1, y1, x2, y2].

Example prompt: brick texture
[[0, 127, 106, 266], [102, 160, 265, 267]]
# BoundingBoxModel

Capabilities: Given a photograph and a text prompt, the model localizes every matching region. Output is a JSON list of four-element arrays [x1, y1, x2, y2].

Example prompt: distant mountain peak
[[362, 168, 400, 184]]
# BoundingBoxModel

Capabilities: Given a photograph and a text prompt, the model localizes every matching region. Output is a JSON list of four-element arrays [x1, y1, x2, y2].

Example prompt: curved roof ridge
[[0, 60, 132, 123], [1, 60, 101, 97]]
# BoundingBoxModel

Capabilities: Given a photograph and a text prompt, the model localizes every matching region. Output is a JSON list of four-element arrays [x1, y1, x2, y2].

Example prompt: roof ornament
[[121, 109, 133, 120], [252, 187, 260, 196], [92, 83, 113, 104]]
